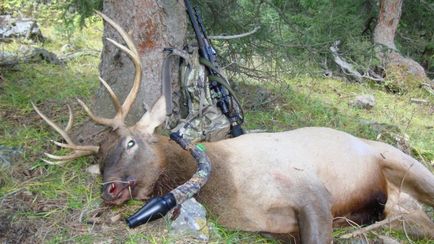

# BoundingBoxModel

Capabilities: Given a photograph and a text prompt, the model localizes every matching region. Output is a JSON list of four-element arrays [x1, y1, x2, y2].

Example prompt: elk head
[[33, 11, 167, 205]]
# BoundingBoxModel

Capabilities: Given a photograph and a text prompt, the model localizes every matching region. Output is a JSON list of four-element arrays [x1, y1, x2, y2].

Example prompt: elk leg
[[371, 141, 434, 206], [295, 181, 333, 243]]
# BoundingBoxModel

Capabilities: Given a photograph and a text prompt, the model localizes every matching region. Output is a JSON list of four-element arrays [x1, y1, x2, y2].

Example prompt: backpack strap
[[161, 48, 191, 116]]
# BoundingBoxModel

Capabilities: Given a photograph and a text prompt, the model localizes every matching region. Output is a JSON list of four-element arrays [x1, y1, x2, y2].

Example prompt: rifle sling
[[199, 58, 244, 121]]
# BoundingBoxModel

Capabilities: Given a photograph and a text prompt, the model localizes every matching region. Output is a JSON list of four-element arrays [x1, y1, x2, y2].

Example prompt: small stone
[[86, 164, 100, 175], [0, 145, 23, 168], [350, 95, 375, 109], [110, 214, 121, 223], [0, 15, 44, 41]]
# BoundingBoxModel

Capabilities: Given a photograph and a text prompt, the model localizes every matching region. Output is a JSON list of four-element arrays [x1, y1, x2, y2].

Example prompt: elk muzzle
[[102, 176, 137, 205]]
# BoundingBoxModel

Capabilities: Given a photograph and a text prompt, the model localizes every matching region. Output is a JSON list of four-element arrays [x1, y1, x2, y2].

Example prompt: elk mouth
[[102, 176, 137, 205]]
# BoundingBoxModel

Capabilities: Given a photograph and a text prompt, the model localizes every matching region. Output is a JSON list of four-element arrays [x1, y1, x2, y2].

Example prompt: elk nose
[[102, 177, 137, 202], [109, 183, 116, 194], [102, 182, 123, 201]]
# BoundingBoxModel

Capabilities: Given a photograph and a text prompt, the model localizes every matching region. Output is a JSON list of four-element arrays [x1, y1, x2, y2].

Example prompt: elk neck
[[151, 135, 199, 196]]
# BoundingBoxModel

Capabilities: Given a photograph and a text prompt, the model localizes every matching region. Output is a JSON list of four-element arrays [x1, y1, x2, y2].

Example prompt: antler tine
[[65, 105, 73, 132], [42, 149, 98, 166], [32, 102, 75, 145], [98, 76, 122, 113], [51, 140, 99, 151], [76, 98, 122, 129], [32, 102, 99, 165], [41, 158, 69, 165], [77, 12, 142, 129], [96, 11, 143, 124], [44, 150, 96, 160]]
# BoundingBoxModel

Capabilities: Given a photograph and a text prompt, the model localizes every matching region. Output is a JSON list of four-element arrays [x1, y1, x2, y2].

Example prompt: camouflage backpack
[[162, 46, 235, 143]]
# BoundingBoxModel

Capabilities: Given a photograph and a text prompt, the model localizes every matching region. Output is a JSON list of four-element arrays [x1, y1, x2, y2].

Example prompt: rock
[[0, 15, 44, 42], [86, 164, 101, 175], [350, 95, 375, 109], [323, 70, 333, 77], [110, 214, 121, 223], [0, 145, 23, 168], [169, 198, 209, 242], [1, 47, 62, 67], [0, 51, 18, 66], [30, 48, 63, 65]]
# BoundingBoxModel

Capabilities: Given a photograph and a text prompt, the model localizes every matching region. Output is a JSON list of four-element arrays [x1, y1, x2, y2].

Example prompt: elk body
[[34, 13, 434, 243]]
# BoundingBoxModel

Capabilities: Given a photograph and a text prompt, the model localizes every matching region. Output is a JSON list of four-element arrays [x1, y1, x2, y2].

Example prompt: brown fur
[[332, 168, 388, 225], [151, 137, 197, 196]]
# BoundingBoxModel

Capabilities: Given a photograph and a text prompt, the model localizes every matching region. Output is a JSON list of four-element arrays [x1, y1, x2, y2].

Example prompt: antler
[[32, 103, 99, 165], [33, 12, 145, 164], [77, 11, 142, 131]]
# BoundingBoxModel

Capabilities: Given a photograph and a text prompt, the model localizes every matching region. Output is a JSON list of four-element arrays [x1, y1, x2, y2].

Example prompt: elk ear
[[134, 96, 167, 134]]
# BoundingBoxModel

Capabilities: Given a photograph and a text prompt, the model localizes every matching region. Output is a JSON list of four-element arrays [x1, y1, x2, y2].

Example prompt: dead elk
[[33, 12, 434, 243]]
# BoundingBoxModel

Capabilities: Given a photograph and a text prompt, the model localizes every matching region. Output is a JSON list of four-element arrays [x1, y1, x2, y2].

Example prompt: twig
[[420, 0, 434, 12], [340, 215, 404, 239], [334, 217, 369, 243], [410, 98, 429, 104], [209, 26, 260, 40], [403, 108, 417, 133], [402, 220, 414, 244]]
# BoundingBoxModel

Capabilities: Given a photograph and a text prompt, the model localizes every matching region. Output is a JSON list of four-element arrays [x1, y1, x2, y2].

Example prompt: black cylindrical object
[[231, 124, 244, 137], [126, 193, 176, 228]]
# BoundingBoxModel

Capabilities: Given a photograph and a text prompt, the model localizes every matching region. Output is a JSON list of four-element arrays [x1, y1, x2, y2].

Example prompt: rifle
[[184, 0, 244, 137]]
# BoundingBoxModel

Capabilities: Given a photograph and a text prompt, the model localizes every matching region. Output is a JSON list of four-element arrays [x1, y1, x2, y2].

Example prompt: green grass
[[1, 15, 433, 244], [241, 75, 433, 165]]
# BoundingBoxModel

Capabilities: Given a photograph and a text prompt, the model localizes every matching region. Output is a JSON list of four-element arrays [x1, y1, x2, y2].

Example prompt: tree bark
[[96, 0, 186, 124], [373, 0, 403, 50]]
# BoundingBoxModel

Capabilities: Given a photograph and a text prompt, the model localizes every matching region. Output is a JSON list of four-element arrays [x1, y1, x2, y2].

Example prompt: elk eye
[[127, 140, 135, 149]]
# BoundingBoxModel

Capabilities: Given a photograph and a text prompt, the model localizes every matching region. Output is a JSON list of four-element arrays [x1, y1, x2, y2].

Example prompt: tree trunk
[[75, 0, 186, 143], [373, 0, 428, 85], [373, 0, 402, 50], [96, 0, 186, 124]]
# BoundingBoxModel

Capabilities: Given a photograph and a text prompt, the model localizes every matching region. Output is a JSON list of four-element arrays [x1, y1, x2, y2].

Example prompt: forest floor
[[1, 20, 433, 243]]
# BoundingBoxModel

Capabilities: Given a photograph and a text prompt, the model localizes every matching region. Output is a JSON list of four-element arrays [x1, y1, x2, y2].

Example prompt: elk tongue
[[126, 193, 176, 228]]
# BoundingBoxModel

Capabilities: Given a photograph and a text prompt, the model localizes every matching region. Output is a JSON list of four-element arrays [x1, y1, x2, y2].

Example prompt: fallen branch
[[410, 98, 429, 105], [209, 26, 260, 40], [330, 40, 384, 82], [330, 40, 363, 82], [59, 50, 100, 61], [0, 48, 101, 67], [340, 214, 404, 239], [0, 48, 61, 66]]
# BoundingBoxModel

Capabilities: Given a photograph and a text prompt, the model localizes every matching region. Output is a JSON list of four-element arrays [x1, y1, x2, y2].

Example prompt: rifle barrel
[[184, 0, 209, 60]]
